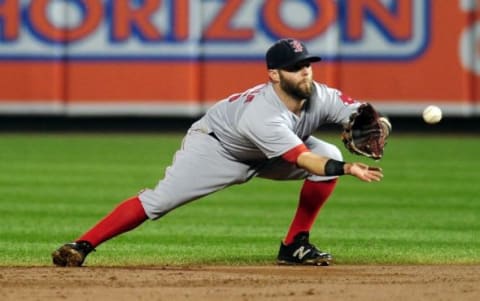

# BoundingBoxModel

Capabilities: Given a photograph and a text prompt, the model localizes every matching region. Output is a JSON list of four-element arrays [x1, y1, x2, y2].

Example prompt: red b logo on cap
[[289, 40, 304, 53]]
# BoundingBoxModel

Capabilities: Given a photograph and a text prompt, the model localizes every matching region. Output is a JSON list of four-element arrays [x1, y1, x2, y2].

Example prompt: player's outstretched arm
[[296, 151, 383, 182]]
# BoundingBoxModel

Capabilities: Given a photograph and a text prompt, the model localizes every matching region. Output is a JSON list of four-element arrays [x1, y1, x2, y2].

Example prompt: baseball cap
[[266, 38, 321, 69]]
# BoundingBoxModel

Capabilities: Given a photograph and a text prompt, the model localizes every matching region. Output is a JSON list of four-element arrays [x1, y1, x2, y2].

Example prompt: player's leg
[[52, 130, 253, 267], [51, 196, 147, 267], [138, 130, 254, 220], [257, 136, 342, 265]]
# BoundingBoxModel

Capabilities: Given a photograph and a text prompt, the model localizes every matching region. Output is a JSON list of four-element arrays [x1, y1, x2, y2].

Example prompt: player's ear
[[268, 69, 280, 83]]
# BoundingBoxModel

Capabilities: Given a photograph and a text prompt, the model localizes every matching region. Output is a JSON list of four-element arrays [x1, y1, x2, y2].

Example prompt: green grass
[[0, 133, 479, 266]]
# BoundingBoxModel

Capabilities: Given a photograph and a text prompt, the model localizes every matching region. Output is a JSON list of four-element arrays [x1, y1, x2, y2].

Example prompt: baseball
[[422, 105, 442, 124]]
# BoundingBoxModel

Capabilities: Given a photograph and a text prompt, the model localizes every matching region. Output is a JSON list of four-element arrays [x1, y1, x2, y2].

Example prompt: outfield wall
[[1, 0, 480, 117]]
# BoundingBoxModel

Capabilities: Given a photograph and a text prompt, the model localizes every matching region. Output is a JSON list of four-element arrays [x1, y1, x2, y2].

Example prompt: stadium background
[[0, 0, 478, 133]]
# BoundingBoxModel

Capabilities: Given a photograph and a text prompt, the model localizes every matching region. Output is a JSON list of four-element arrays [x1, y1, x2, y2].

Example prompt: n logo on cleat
[[293, 246, 311, 260]]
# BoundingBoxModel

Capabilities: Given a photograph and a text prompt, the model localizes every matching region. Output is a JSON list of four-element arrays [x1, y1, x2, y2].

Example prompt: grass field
[[0, 133, 479, 266]]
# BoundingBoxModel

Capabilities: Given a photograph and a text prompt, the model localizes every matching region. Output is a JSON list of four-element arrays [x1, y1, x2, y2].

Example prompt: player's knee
[[328, 145, 343, 161], [315, 143, 343, 161], [138, 189, 176, 220]]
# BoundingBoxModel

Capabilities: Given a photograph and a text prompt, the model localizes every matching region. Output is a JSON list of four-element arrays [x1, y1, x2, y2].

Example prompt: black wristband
[[324, 159, 346, 176]]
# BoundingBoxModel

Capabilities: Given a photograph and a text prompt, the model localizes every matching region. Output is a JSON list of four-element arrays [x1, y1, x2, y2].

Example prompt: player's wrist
[[324, 159, 346, 176], [343, 163, 353, 175]]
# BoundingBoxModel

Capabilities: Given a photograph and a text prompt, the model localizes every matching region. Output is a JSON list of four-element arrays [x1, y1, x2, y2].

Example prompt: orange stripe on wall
[[0, 58, 471, 105], [0, 62, 64, 102], [200, 62, 266, 101], [0, 62, 201, 103], [66, 62, 200, 103]]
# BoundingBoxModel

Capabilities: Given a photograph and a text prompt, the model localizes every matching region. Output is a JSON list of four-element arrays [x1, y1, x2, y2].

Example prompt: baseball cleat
[[51, 241, 95, 267], [277, 232, 333, 266]]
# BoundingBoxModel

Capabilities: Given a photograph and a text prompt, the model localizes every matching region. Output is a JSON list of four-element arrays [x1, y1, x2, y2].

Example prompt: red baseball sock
[[76, 196, 148, 247], [284, 179, 337, 245]]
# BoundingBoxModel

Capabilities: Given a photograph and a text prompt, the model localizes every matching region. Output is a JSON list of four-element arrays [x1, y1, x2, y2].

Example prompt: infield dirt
[[1, 265, 479, 301]]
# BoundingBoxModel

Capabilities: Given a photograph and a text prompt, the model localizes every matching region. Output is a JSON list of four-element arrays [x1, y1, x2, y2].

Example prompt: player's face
[[278, 61, 314, 100]]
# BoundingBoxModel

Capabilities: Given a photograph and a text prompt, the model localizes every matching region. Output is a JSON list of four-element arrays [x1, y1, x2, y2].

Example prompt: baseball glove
[[341, 103, 391, 160]]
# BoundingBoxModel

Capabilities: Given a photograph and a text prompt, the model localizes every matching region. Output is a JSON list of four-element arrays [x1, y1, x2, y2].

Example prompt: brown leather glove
[[341, 103, 391, 160]]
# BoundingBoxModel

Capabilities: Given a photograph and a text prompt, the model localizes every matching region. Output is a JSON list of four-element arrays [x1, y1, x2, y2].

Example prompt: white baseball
[[422, 105, 442, 124]]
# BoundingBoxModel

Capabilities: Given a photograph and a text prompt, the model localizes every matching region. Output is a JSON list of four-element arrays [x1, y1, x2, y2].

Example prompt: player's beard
[[279, 73, 313, 101]]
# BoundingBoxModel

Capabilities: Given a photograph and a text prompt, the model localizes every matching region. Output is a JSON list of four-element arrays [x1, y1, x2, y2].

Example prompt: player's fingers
[[368, 171, 383, 181], [350, 164, 383, 182], [359, 170, 383, 182], [368, 166, 382, 172]]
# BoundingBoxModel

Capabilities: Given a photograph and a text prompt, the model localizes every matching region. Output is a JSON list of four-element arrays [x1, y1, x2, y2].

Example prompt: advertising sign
[[0, 0, 478, 116]]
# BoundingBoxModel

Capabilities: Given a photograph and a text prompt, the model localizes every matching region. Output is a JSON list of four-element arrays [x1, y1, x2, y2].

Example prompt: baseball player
[[52, 38, 390, 267]]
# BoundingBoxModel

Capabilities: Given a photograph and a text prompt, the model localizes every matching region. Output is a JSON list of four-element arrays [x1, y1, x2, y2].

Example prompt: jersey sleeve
[[282, 143, 310, 164]]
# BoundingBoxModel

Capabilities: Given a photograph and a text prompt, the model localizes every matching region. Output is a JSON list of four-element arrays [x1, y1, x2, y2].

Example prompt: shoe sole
[[51, 246, 84, 267], [277, 258, 332, 266]]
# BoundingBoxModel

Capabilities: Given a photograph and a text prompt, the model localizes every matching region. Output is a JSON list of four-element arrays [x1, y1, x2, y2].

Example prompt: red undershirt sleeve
[[282, 143, 310, 164]]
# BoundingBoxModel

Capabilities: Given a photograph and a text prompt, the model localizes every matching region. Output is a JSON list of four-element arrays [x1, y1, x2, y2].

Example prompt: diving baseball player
[[52, 38, 390, 267]]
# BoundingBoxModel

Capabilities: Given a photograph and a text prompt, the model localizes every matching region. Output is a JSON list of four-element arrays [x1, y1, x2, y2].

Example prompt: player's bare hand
[[346, 162, 383, 182]]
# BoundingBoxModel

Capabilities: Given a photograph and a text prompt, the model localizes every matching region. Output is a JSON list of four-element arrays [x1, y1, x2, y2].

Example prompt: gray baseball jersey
[[139, 81, 360, 220]]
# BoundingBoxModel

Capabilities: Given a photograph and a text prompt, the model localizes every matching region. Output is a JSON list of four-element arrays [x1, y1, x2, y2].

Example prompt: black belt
[[208, 132, 220, 141]]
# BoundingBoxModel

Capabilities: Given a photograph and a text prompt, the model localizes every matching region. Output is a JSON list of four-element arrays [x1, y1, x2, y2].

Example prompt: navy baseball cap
[[266, 38, 322, 69]]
